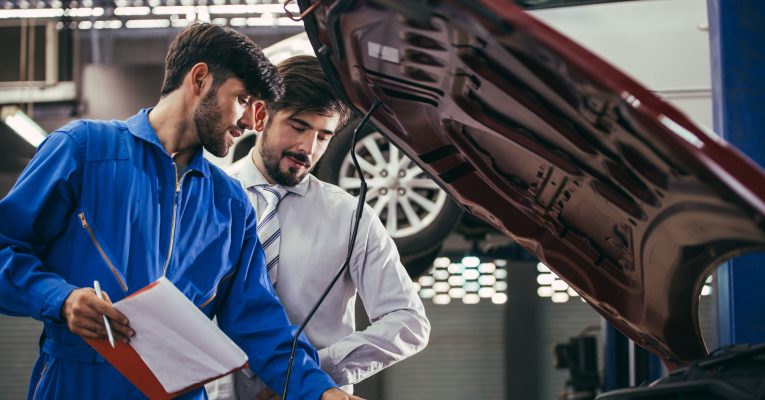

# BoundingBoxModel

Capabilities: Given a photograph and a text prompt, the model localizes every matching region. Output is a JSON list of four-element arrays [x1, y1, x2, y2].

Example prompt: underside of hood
[[299, 0, 765, 367]]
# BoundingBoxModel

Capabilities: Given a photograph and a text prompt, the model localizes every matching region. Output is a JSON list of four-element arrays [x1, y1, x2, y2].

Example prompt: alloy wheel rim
[[338, 132, 448, 238]]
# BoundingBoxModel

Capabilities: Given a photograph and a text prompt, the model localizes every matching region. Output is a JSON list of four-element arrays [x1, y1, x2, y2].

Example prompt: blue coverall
[[0, 109, 336, 399]]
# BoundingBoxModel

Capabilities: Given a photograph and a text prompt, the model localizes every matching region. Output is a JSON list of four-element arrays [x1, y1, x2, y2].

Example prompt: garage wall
[[0, 316, 42, 399], [381, 302, 507, 400]]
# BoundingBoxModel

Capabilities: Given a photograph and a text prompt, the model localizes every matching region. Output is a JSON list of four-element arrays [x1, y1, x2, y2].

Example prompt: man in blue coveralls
[[0, 23, 361, 400]]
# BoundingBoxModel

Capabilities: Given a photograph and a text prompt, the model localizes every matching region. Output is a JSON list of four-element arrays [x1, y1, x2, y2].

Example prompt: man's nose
[[237, 103, 255, 131], [296, 132, 320, 155]]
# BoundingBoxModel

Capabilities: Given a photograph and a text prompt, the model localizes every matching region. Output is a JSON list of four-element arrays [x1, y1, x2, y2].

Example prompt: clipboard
[[84, 277, 248, 400]]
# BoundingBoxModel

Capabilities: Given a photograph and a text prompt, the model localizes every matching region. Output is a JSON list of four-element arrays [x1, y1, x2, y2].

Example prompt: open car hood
[[298, 0, 765, 367]]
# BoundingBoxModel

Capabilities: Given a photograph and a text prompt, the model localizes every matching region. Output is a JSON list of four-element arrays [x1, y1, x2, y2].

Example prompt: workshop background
[[0, 0, 761, 399]]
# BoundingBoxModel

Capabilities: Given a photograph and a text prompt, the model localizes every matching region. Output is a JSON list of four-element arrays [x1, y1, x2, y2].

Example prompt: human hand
[[61, 288, 133, 342], [320, 388, 365, 400], [255, 387, 280, 400]]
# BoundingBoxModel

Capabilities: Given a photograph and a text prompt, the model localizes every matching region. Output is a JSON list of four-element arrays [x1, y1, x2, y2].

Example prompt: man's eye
[[318, 135, 332, 143], [238, 96, 249, 105], [289, 124, 305, 132]]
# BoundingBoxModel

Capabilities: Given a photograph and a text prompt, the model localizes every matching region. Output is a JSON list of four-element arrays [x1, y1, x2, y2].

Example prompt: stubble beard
[[259, 126, 312, 187], [194, 90, 230, 158]]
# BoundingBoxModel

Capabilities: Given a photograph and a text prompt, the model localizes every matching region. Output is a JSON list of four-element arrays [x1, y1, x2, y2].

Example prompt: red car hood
[[299, 0, 765, 367]]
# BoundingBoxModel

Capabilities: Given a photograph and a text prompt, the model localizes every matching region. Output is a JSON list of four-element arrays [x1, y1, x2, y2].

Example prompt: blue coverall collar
[[126, 108, 211, 178]]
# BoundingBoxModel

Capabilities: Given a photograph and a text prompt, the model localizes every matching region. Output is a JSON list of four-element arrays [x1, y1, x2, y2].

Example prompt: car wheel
[[316, 122, 462, 265]]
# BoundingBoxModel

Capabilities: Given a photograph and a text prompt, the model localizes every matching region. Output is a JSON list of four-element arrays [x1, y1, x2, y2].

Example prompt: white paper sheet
[[113, 277, 248, 393]]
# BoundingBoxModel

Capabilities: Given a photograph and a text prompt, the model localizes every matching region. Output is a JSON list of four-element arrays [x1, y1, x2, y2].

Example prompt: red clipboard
[[83, 280, 248, 399]]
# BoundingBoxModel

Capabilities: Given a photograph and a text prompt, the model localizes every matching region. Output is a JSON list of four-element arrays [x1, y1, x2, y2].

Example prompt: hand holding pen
[[93, 280, 116, 347], [61, 284, 134, 344]]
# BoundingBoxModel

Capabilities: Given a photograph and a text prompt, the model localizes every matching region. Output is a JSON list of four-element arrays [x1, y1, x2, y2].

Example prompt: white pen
[[93, 280, 116, 348]]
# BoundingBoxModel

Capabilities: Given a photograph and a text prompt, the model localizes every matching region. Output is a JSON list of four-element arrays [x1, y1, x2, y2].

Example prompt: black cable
[[282, 100, 382, 399]]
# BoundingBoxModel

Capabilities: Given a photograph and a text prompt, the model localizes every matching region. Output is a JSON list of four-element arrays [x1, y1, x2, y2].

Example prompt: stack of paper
[[85, 277, 248, 399]]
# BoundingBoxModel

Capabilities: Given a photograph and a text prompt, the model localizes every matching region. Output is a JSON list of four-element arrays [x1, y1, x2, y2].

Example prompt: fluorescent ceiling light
[[64, 7, 104, 17], [209, 4, 288, 14], [152, 5, 195, 15], [125, 18, 171, 28], [171, 18, 191, 27], [114, 6, 151, 15], [2, 107, 47, 148], [0, 8, 64, 18], [275, 17, 303, 26], [94, 20, 123, 29], [229, 17, 246, 26]]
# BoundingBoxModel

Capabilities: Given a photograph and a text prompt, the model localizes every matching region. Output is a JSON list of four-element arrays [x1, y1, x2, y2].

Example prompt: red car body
[[299, 0, 765, 368]]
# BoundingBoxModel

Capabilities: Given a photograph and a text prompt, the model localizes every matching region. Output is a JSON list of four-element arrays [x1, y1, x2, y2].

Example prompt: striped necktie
[[255, 185, 288, 287]]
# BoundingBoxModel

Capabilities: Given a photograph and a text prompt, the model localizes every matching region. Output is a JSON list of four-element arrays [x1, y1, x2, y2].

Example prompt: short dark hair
[[267, 55, 352, 129], [160, 23, 283, 102]]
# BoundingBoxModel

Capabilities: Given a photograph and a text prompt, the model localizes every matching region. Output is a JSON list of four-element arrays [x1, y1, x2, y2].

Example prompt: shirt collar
[[241, 147, 310, 197], [126, 108, 210, 178]]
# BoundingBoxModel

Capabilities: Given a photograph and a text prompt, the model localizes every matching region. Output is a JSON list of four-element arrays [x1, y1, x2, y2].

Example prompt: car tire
[[316, 121, 462, 266]]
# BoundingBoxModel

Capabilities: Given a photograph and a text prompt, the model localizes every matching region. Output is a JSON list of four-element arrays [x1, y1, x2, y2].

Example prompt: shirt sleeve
[[0, 131, 82, 323], [317, 206, 431, 386], [215, 203, 337, 400]]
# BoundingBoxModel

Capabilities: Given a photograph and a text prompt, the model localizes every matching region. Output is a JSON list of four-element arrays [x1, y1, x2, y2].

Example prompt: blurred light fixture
[[462, 294, 480, 304], [417, 276, 434, 287], [432, 269, 449, 281], [208, 4, 270, 14], [64, 7, 103, 17], [462, 269, 479, 280], [478, 263, 496, 273], [478, 275, 496, 286], [464, 282, 480, 292], [537, 273, 554, 285], [417, 257, 509, 305], [433, 282, 450, 293], [462, 256, 480, 268], [447, 262, 463, 274], [114, 6, 151, 15], [551, 293, 570, 303], [2, 107, 48, 147], [152, 5, 194, 14], [478, 287, 495, 298], [433, 257, 450, 269], [171, 18, 190, 27], [448, 275, 465, 286], [229, 17, 246, 26], [551, 279, 568, 291], [492, 293, 507, 304], [125, 18, 171, 28], [0, 8, 64, 18]]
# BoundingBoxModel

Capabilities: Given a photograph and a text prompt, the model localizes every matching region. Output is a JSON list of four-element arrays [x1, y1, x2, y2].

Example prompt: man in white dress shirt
[[209, 55, 430, 399]]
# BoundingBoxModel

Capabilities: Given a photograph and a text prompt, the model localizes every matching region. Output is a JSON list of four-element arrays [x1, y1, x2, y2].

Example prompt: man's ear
[[188, 62, 210, 97], [253, 101, 268, 132]]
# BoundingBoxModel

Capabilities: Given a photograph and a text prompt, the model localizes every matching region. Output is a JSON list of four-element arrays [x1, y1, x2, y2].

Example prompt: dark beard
[[194, 90, 229, 157], [259, 128, 312, 187]]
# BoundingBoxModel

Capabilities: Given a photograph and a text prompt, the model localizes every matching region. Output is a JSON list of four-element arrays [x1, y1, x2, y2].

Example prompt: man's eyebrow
[[288, 116, 336, 135]]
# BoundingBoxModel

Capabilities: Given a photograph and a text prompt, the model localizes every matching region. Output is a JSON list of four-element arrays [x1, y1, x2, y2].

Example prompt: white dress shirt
[[210, 148, 430, 396]]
